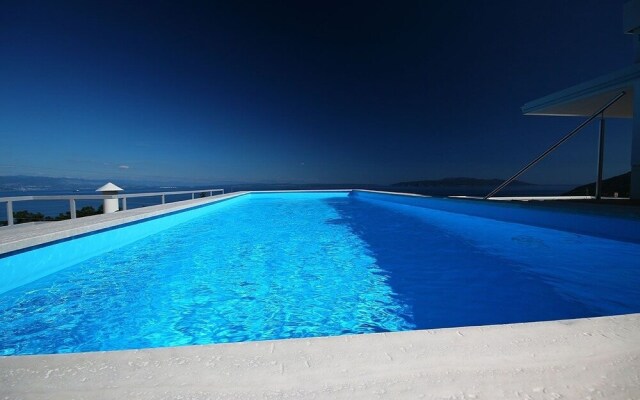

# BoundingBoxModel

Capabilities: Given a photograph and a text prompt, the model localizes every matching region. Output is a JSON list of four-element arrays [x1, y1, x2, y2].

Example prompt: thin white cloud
[[118, 165, 130, 169]]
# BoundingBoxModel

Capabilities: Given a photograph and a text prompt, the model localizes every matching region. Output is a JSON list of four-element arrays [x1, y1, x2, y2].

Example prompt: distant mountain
[[0, 175, 103, 191], [392, 177, 534, 187], [0, 175, 170, 192], [563, 171, 630, 197]]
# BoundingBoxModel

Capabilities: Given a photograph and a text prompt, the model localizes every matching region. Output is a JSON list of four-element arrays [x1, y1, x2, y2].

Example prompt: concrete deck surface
[[1, 314, 639, 400]]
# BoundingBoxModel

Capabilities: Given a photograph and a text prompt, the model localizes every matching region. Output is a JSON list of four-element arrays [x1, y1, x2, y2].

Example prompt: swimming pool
[[1, 191, 639, 356]]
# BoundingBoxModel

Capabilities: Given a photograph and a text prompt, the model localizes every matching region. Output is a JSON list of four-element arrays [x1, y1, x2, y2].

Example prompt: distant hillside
[[0, 175, 167, 191], [564, 171, 630, 197], [392, 177, 534, 187], [0, 175, 104, 191]]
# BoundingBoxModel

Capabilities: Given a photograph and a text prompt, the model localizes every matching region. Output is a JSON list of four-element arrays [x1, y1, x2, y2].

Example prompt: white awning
[[521, 64, 640, 118]]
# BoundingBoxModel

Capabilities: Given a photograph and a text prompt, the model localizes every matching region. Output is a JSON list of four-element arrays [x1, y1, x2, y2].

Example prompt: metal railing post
[[595, 115, 606, 200], [191, 193, 195, 199], [161, 194, 165, 204], [69, 199, 77, 219], [7, 201, 13, 226], [122, 197, 127, 211]]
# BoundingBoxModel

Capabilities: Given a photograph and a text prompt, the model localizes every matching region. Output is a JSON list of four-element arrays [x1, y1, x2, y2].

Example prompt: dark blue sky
[[0, 0, 635, 185]]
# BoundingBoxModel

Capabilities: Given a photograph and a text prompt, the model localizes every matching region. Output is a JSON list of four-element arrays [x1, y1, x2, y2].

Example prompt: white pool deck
[[0, 314, 637, 400], [1, 191, 639, 399]]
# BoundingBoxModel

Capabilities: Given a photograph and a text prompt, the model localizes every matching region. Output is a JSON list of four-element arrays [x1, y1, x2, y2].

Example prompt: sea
[[0, 184, 574, 224]]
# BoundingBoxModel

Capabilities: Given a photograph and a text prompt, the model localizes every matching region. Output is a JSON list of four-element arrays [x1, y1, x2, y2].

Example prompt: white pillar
[[631, 82, 640, 199], [102, 192, 120, 213]]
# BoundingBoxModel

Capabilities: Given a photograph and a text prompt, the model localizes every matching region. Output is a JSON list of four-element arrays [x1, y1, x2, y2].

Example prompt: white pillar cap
[[96, 182, 124, 192]]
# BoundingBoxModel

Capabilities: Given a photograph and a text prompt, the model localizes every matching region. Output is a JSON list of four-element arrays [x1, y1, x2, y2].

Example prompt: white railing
[[0, 188, 225, 227]]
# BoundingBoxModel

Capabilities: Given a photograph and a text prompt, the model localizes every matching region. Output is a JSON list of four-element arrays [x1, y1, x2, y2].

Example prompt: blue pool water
[[1, 191, 639, 356]]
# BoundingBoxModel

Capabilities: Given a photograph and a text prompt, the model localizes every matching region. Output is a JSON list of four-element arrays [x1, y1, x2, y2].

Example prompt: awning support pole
[[595, 114, 606, 200], [484, 91, 625, 199]]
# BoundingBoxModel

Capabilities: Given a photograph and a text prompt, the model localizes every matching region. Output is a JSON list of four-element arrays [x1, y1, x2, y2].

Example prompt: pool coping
[[1, 313, 638, 399], [0, 191, 250, 255]]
